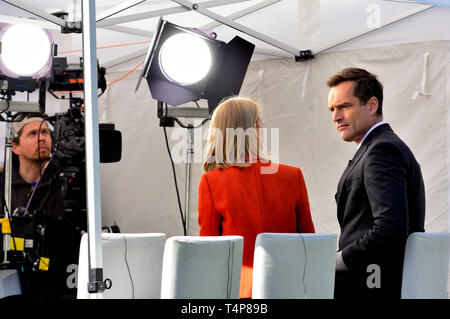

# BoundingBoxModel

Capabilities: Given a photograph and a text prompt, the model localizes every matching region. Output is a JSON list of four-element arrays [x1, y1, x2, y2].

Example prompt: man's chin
[[340, 134, 354, 142], [36, 152, 51, 161]]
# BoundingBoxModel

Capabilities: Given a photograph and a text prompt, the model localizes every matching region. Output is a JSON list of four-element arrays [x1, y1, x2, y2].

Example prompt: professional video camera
[[48, 104, 122, 213], [46, 56, 122, 214]]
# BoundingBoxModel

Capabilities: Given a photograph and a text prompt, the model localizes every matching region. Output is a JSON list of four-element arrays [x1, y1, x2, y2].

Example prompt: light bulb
[[159, 33, 212, 85], [0, 24, 51, 77]]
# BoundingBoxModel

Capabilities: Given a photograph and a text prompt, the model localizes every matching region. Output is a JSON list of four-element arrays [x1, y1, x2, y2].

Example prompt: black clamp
[[52, 12, 82, 34], [295, 50, 314, 62], [87, 278, 112, 293], [88, 280, 104, 293], [88, 268, 112, 294], [61, 22, 82, 34]]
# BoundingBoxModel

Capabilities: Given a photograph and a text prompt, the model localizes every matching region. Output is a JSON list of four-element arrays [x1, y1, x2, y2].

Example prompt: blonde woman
[[198, 97, 315, 298]]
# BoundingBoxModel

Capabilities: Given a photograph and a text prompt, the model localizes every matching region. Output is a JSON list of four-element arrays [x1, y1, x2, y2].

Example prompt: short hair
[[12, 113, 49, 145], [202, 97, 263, 173], [327, 68, 383, 116]]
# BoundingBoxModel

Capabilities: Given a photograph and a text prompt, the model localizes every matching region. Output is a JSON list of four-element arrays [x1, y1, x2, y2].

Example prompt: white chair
[[160, 235, 243, 299], [0, 269, 22, 299], [252, 233, 337, 299], [77, 232, 166, 299], [401, 232, 450, 299]]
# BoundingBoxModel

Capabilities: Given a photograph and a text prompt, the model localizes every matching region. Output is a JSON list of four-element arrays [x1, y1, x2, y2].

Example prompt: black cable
[[123, 236, 134, 299], [162, 126, 186, 236]]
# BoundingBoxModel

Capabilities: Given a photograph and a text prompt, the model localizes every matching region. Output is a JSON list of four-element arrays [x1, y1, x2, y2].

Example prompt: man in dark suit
[[326, 68, 425, 299]]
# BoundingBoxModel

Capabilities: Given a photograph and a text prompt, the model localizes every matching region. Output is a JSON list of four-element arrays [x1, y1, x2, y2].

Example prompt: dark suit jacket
[[335, 123, 425, 297]]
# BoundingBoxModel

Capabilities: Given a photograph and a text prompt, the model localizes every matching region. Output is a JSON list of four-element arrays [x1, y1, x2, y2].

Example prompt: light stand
[[2, 116, 14, 263], [184, 124, 194, 236], [184, 124, 194, 235], [158, 101, 209, 235]]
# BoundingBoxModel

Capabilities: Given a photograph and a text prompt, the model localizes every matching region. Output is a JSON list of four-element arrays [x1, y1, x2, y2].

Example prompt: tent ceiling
[[0, 0, 448, 64]]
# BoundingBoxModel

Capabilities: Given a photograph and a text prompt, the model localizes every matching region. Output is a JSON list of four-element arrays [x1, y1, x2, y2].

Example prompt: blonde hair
[[203, 96, 264, 172]]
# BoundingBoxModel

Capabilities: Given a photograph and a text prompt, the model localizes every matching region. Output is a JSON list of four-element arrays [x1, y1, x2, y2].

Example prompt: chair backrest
[[160, 235, 243, 299], [401, 232, 450, 299], [0, 269, 22, 299], [252, 233, 337, 299], [77, 232, 166, 299]]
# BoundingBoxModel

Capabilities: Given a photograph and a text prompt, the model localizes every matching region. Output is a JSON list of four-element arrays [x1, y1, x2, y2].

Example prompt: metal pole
[[172, 0, 300, 56], [2, 117, 14, 263], [184, 126, 194, 236], [96, 0, 146, 22], [81, 0, 105, 297], [0, 0, 67, 27]]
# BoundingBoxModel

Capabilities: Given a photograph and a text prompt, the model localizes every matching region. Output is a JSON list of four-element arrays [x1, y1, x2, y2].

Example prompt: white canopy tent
[[0, 0, 449, 296]]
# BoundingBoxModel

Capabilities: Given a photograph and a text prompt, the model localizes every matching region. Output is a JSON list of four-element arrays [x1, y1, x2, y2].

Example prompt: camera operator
[[0, 113, 78, 299]]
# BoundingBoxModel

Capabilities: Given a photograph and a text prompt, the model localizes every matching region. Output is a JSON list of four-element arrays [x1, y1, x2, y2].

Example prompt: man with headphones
[[1, 113, 76, 298]]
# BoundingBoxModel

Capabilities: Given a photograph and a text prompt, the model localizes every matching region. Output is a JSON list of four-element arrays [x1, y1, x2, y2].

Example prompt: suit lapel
[[335, 144, 368, 204]]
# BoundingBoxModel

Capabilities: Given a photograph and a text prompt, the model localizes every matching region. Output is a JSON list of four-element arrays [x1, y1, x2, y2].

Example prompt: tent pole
[[200, 0, 281, 30], [172, 0, 300, 56], [96, 0, 251, 28], [96, 0, 146, 22], [82, 0, 105, 298], [0, 0, 66, 27]]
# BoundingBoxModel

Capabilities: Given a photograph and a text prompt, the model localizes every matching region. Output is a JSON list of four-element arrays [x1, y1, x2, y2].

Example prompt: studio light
[[0, 24, 51, 113], [136, 19, 255, 114], [159, 33, 212, 85], [0, 24, 53, 78]]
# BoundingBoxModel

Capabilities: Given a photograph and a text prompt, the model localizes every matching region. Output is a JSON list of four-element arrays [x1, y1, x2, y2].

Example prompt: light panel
[[0, 24, 52, 78], [159, 33, 212, 86]]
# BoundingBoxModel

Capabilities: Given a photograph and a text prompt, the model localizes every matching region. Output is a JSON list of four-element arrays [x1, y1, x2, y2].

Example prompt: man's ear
[[368, 97, 379, 115], [12, 143, 20, 156]]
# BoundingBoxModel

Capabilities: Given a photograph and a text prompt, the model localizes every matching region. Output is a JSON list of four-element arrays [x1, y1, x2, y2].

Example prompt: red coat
[[198, 161, 315, 298]]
